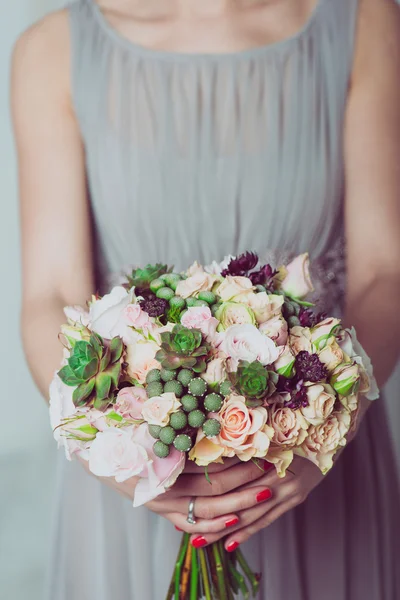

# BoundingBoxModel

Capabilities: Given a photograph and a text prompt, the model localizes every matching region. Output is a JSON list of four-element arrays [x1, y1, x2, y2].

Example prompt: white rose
[[204, 255, 234, 276], [216, 276, 254, 302], [201, 358, 227, 387], [243, 292, 284, 324], [217, 324, 280, 371], [301, 383, 336, 426], [280, 253, 314, 300], [125, 338, 161, 384], [141, 393, 181, 426], [260, 314, 288, 346], [89, 286, 133, 340]]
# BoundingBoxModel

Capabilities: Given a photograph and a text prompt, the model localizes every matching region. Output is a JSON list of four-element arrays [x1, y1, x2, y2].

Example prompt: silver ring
[[187, 497, 197, 525]]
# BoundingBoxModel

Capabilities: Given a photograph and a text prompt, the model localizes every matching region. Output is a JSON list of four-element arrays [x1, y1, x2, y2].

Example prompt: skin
[[12, 0, 400, 554]]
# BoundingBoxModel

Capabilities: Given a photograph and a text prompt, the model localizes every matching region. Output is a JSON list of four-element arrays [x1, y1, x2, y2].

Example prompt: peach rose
[[268, 404, 309, 447], [181, 306, 219, 341], [289, 326, 313, 355], [216, 276, 254, 302], [235, 424, 275, 462], [260, 314, 288, 346], [265, 446, 294, 477], [243, 292, 284, 325], [280, 253, 314, 299], [176, 272, 217, 299], [296, 410, 351, 474], [218, 394, 268, 451], [301, 383, 336, 426], [115, 386, 148, 420], [318, 338, 344, 372], [189, 430, 225, 466], [141, 392, 181, 427], [125, 339, 160, 384]]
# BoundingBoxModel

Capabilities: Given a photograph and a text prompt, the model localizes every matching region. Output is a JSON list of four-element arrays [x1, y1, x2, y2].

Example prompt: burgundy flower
[[278, 376, 309, 409], [299, 307, 327, 328], [295, 351, 328, 382], [249, 264, 275, 287], [222, 251, 259, 277], [138, 291, 168, 318]]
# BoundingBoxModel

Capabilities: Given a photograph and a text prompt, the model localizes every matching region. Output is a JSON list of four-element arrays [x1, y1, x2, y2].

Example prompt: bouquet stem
[[167, 536, 261, 600]]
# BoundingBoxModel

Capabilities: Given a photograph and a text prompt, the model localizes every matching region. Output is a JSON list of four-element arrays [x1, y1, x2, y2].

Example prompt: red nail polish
[[226, 541, 240, 553], [225, 517, 239, 528], [192, 536, 207, 548], [175, 526, 183, 532], [263, 461, 273, 472], [256, 488, 272, 503]]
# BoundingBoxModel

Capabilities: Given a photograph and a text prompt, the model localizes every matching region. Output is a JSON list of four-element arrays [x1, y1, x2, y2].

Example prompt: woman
[[12, 0, 400, 598]]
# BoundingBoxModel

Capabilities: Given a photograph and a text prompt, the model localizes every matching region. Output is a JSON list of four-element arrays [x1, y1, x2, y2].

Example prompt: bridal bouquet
[[50, 251, 378, 599]]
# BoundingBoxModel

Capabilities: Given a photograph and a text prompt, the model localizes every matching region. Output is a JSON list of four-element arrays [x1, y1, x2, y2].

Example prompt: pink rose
[[88, 426, 150, 483], [181, 306, 219, 341], [260, 314, 288, 346], [280, 253, 314, 299], [89, 286, 133, 341], [115, 387, 148, 420], [217, 324, 280, 372], [141, 392, 181, 426], [124, 304, 153, 331], [176, 272, 217, 299], [296, 410, 351, 474], [125, 338, 160, 384], [268, 403, 309, 447], [301, 383, 336, 426], [218, 395, 268, 453]]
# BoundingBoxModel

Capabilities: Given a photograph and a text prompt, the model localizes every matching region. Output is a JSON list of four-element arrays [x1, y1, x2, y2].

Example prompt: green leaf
[[64, 334, 77, 349], [104, 361, 122, 389], [90, 333, 103, 358], [58, 365, 83, 386], [95, 373, 112, 401], [73, 379, 95, 406], [99, 347, 111, 372], [76, 424, 98, 436], [204, 465, 212, 485], [191, 346, 208, 358], [107, 411, 124, 422], [276, 360, 295, 378], [93, 397, 111, 412], [81, 357, 99, 381], [192, 359, 207, 373], [110, 336, 124, 363]]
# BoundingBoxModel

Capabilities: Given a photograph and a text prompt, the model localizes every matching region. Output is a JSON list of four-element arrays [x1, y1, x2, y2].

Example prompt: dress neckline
[[86, 0, 326, 62]]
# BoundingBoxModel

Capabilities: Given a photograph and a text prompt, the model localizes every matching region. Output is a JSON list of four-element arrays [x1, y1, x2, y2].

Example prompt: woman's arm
[[12, 12, 94, 397]]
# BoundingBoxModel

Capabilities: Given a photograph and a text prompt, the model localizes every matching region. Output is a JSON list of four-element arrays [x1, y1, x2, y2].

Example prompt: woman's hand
[[187, 456, 324, 551]]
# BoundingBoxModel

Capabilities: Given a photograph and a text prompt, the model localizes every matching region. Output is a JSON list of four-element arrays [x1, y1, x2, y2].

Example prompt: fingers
[[171, 460, 268, 498], [168, 512, 241, 535]]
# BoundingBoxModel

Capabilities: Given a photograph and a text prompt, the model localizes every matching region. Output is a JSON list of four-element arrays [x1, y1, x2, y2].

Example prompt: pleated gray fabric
[[46, 1, 400, 598]]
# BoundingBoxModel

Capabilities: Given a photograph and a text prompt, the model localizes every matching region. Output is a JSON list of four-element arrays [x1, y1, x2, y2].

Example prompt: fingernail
[[175, 526, 183, 532], [225, 517, 239, 528], [192, 536, 207, 548], [263, 461, 273, 472], [256, 488, 273, 503], [226, 541, 240, 553]]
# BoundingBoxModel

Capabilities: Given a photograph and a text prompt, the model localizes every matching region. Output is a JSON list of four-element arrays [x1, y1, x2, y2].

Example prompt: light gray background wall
[[0, 2, 399, 599]]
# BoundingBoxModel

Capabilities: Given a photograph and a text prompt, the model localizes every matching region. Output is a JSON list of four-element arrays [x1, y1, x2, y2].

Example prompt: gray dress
[[47, 0, 400, 598]]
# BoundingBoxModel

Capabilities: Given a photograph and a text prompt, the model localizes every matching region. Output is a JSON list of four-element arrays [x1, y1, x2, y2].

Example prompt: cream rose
[[260, 314, 288, 346], [176, 272, 217, 299], [330, 363, 361, 397], [274, 345, 295, 377], [289, 326, 313, 355], [141, 392, 181, 427], [125, 338, 160, 384], [265, 446, 294, 477], [301, 383, 336, 426], [268, 404, 309, 447], [310, 318, 341, 350], [215, 302, 256, 331], [217, 324, 280, 371], [337, 327, 379, 401], [280, 253, 314, 299], [318, 338, 344, 372], [243, 292, 284, 325], [201, 357, 227, 388], [189, 430, 225, 466], [216, 276, 254, 302], [186, 261, 205, 276], [204, 255, 234, 276]]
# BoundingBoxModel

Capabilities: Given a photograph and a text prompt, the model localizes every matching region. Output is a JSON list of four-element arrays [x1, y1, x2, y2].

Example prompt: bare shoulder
[[352, 0, 400, 80], [11, 9, 72, 110]]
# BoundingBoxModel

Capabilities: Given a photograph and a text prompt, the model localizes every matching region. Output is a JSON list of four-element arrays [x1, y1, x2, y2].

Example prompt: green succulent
[[155, 324, 210, 372], [126, 263, 172, 290], [230, 360, 279, 407], [58, 333, 123, 411], [166, 304, 184, 324]]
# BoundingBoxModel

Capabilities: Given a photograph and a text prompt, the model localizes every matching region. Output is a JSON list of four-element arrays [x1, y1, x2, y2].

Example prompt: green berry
[[193, 299, 209, 307], [219, 381, 232, 397], [177, 369, 194, 387], [159, 426, 176, 445], [198, 291, 217, 305], [255, 285, 266, 293], [153, 440, 170, 458], [156, 287, 175, 301], [173, 434, 193, 452], [150, 278, 165, 293], [284, 301, 296, 317], [202, 418, 222, 438], [189, 378, 207, 397], [159, 273, 170, 281], [169, 296, 186, 310], [164, 380, 184, 397], [160, 368, 176, 382], [147, 382, 164, 398], [211, 303, 221, 316], [148, 425, 162, 439], [204, 393, 223, 413], [146, 368, 161, 384], [165, 274, 182, 291], [188, 409, 206, 428], [169, 411, 188, 431], [181, 394, 199, 412], [185, 297, 197, 307], [288, 316, 301, 328]]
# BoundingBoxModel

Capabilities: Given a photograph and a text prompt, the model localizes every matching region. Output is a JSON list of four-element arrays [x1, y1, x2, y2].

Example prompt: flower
[[218, 395, 269, 455], [222, 252, 259, 277], [204, 255, 234, 276], [318, 339, 344, 372], [89, 286, 133, 340], [186, 261, 205, 276], [115, 386, 148, 420], [242, 292, 284, 325], [330, 363, 361, 397], [138, 291, 168, 318], [217, 324, 280, 371], [88, 426, 149, 482], [181, 306, 219, 341], [274, 345, 295, 377], [58, 415, 98, 441], [259, 314, 288, 346], [201, 357, 227, 388], [310, 318, 341, 350], [280, 253, 313, 299], [141, 392, 181, 426], [268, 404, 309, 447], [301, 383, 336, 426], [176, 272, 217, 299], [296, 410, 351, 473], [125, 338, 160, 384], [216, 276, 255, 302], [294, 351, 328, 382], [249, 264, 275, 287], [265, 446, 294, 477], [49, 374, 83, 459], [189, 430, 225, 466], [289, 326, 313, 355], [336, 327, 379, 400], [124, 303, 153, 331], [215, 302, 256, 330]]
